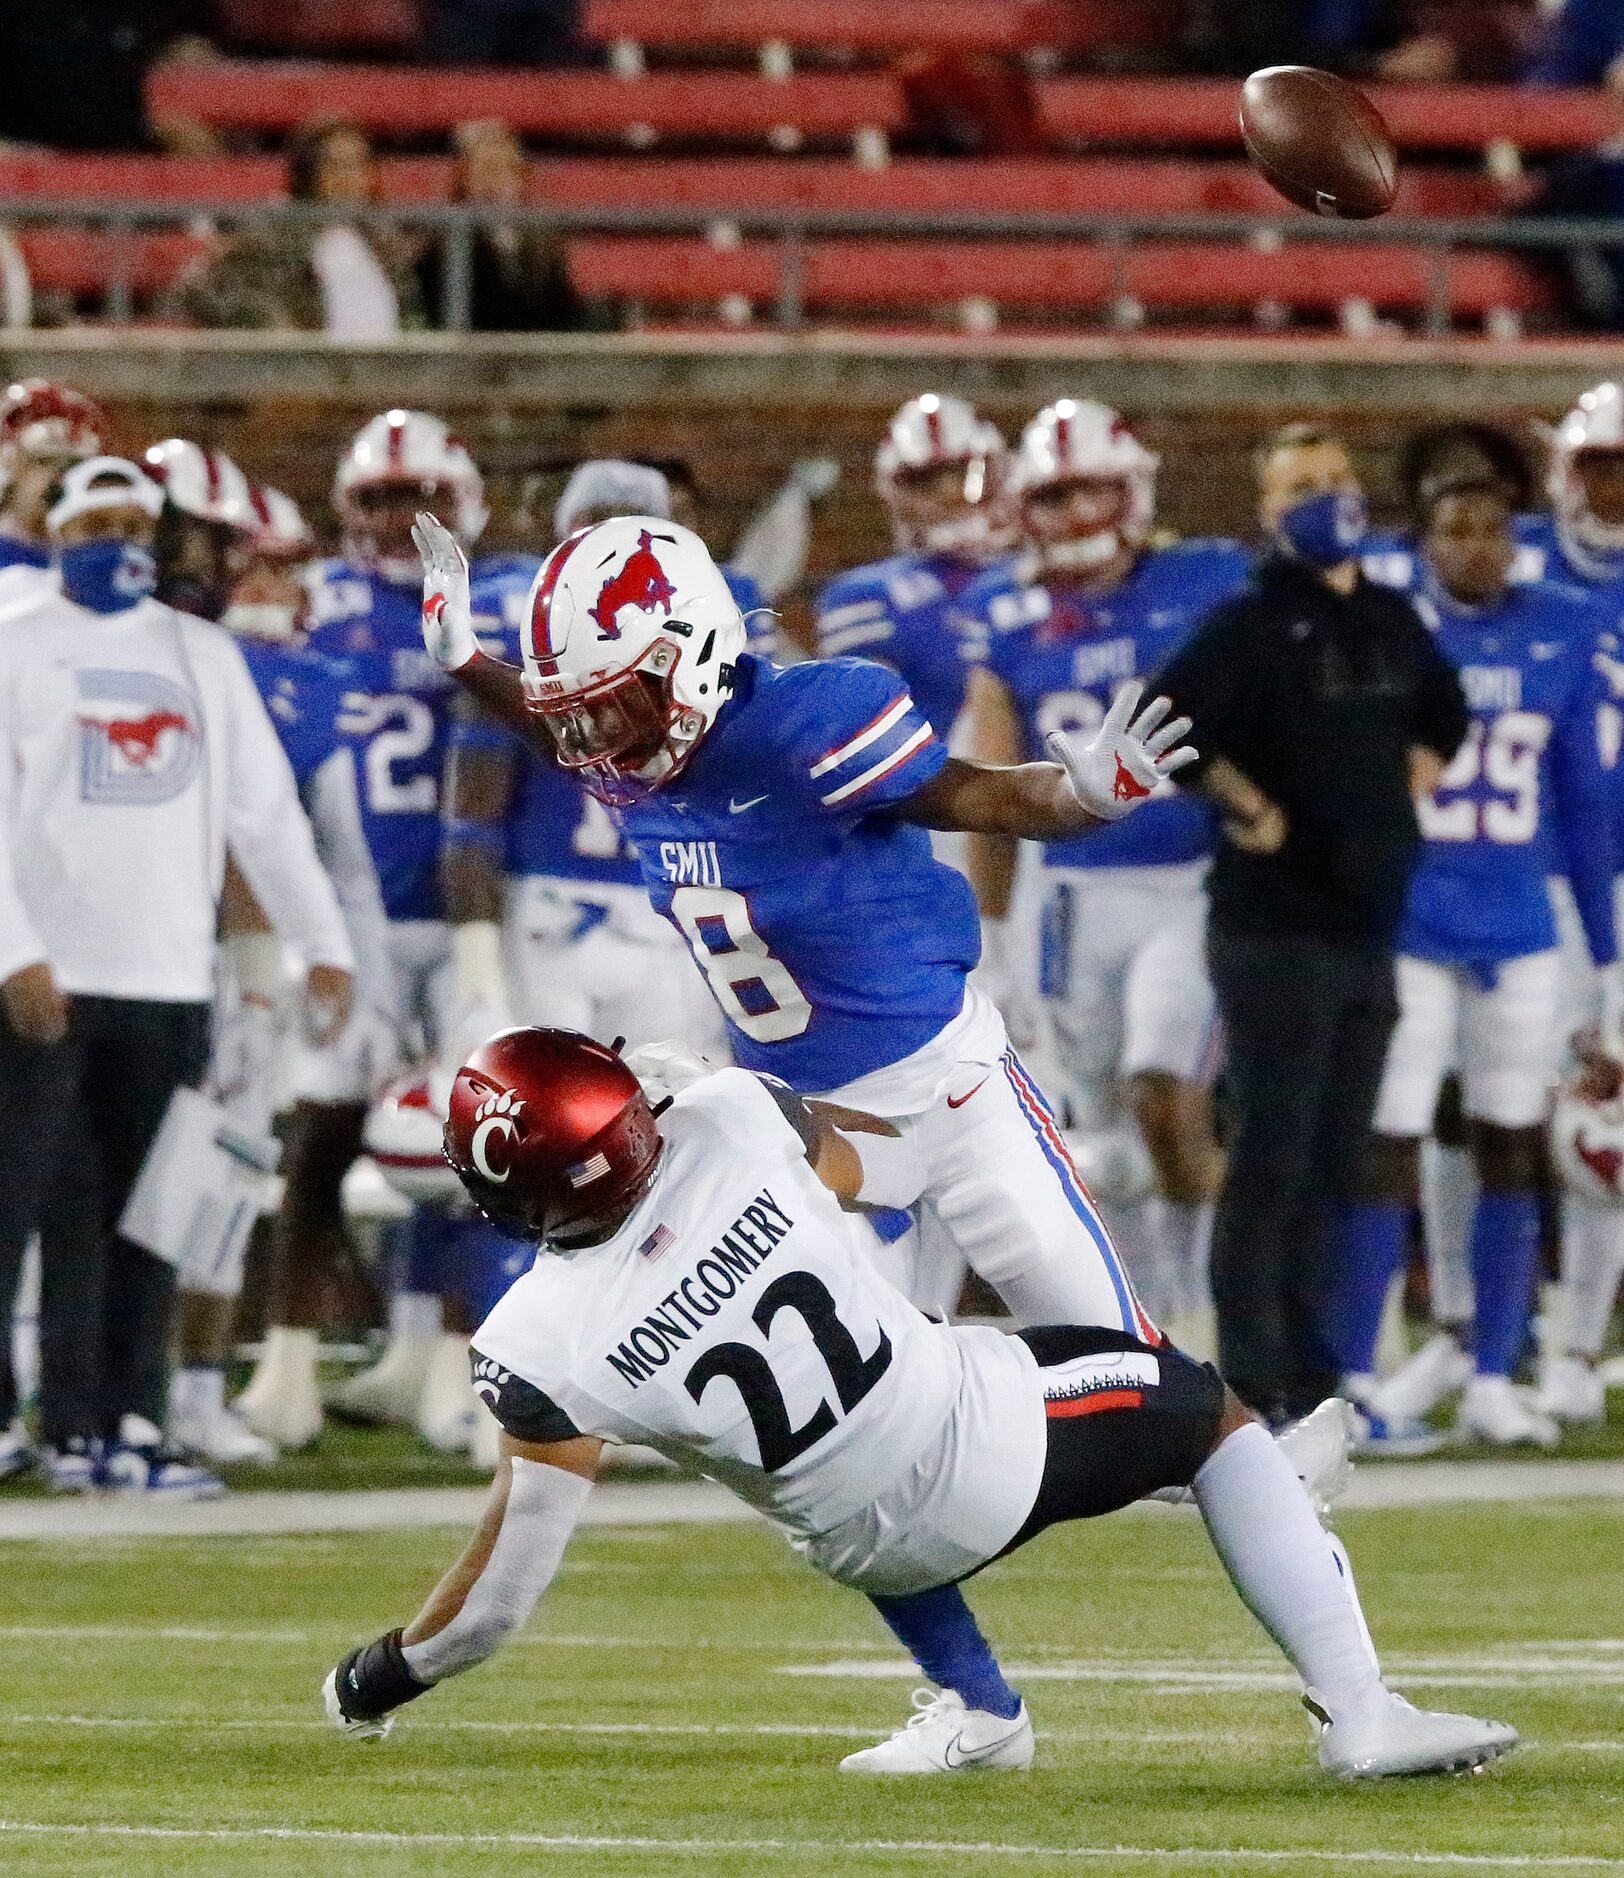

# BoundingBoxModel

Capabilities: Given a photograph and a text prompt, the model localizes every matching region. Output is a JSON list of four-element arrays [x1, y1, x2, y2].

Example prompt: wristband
[[442, 816, 506, 859], [332, 1629, 428, 1722]]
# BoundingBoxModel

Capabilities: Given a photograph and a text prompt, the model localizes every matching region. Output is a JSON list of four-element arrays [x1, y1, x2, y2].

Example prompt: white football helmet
[[142, 438, 256, 531], [1552, 1071, 1624, 1208], [334, 409, 487, 579], [0, 379, 103, 497], [520, 515, 745, 804], [1009, 399, 1158, 572], [246, 484, 315, 560], [364, 1068, 465, 1207], [1551, 382, 1624, 557], [874, 393, 1010, 559]]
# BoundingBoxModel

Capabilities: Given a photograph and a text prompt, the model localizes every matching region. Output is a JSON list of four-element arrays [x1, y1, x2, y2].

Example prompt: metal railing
[[6, 194, 1624, 331]]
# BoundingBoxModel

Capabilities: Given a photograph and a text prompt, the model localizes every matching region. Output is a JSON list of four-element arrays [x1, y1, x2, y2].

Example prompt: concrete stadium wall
[[5, 331, 1622, 584]]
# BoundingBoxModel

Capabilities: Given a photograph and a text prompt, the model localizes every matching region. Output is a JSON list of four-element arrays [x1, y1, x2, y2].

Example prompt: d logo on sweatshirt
[[75, 669, 201, 805]]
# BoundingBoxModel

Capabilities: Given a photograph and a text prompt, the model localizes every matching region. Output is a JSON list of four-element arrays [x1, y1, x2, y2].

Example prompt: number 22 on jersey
[[338, 692, 437, 815]]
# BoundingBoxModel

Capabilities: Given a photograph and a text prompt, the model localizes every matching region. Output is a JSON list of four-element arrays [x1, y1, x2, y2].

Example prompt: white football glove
[[412, 510, 479, 672], [322, 1668, 395, 1742], [622, 1038, 719, 1106], [1045, 680, 1196, 822]]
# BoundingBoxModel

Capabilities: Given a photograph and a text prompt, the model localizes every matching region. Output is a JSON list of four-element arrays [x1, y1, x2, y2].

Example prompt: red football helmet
[[0, 378, 104, 471], [444, 1028, 663, 1244]]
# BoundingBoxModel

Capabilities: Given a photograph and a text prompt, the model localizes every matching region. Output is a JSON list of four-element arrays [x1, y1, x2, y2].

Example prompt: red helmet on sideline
[[444, 1028, 662, 1244]]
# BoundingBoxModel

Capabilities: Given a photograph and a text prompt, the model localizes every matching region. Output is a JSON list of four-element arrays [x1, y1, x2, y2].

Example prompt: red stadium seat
[[17, 228, 210, 300], [1034, 76, 1624, 155], [214, 0, 426, 52], [0, 154, 287, 202], [144, 60, 907, 146], [582, 0, 1174, 59], [567, 234, 1556, 324], [538, 156, 1512, 219]]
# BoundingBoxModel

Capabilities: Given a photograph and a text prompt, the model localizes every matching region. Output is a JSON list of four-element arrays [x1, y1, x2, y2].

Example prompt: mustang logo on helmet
[[589, 529, 677, 641]]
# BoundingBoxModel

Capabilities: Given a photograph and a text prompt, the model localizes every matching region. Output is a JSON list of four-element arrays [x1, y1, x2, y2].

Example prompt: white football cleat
[[839, 1688, 1034, 1774], [236, 1326, 324, 1450], [1369, 1331, 1474, 1426], [0, 1417, 37, 1481], [1275, 1396, 1357, 1517], [1456, 1375, 1560, 1449], [1308, 1688, 1518, 1780], [172, 1400, 277, 1467], [416, 1332, 481, 1453], [1536, 1352, 1606, 1425], [330, 1331, 437, 1428]]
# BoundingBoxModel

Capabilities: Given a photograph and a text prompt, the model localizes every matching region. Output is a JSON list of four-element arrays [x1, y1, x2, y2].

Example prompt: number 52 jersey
[[471, 1069, 1043, 1593]]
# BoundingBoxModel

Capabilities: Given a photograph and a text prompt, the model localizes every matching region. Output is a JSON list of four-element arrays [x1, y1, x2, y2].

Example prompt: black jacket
[[1153, 553, 1470, 948]]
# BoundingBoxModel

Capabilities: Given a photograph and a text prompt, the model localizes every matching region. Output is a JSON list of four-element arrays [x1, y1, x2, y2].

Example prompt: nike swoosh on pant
[[946, 1077, 989, 1109]]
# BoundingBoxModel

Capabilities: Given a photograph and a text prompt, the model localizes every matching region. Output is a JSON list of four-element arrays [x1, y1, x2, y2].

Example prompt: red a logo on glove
[[1112, 754, 1153, 803]]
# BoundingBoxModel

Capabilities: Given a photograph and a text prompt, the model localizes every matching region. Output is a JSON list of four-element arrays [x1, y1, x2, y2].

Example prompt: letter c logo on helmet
[[470, 1092, 526, 1183]]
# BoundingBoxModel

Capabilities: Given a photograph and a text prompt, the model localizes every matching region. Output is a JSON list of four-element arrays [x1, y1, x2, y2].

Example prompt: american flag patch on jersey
[[568, 1151, 612, 1188], [637, 1224, 674, 1262]]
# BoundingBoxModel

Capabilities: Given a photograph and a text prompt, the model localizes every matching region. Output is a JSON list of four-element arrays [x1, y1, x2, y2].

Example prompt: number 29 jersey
[[617, 652, 980, 1092], [471, 1070, 1042, 1590]]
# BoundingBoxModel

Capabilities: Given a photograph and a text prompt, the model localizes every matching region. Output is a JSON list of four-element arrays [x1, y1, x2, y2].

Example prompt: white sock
[[1559, 1198, 1624, 1359], [1151, 1197, 1211, 1318], [1193, 1423, 1385, 1717], [1420, 1140, 1476, 1327], [389, 1292, 442, 1343], [171, 1366, 224, 1425]]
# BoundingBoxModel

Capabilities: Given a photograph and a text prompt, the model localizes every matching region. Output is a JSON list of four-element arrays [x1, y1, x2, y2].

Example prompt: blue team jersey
[[816, 551, 987, 737], [619, 652, 979, 1090], [237, 637, 348, 790], [1363, 515, 1548, 593], [959, 540, 1250, 869], [305, 559, 457, 922], [1398, 577, 1618, 967], [460, 556, 642, 888], [0, 533, 47, 573]]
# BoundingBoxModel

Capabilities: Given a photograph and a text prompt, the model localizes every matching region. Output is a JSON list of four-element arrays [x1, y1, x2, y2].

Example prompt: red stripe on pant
[[1044, 1388, 1144, 1419]]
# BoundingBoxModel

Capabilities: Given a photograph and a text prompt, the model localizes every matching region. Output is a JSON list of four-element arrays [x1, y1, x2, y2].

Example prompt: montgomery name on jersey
[[961, 538, 1249, 870], [473, 1068, 1040, 1591]]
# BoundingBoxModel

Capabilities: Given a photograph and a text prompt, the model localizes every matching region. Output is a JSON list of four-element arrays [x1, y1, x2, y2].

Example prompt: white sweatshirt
[[0, 591, 354, 1000]]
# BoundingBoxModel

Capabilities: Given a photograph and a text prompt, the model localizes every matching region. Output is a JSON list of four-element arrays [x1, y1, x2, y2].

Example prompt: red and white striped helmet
[[520, 516, 745, 805], [248, 484, 315, 560], [1552, 382, 1624, 557], [334, 409, 487, 567], [142, 438, 257, 531], [365, 1068, 465, 1207], [0, 379, 104, 493], [1009, 399, 1158, 571], [874, 393, 1010, 559]]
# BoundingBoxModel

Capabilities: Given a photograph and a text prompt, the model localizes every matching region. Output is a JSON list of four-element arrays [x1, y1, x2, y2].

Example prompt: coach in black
[[1153, 424, 1468, 1423]]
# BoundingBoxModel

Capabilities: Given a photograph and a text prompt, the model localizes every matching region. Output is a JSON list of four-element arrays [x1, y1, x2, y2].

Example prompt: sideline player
[[414, 507, 1194, 1338], [323, 1025, 1518, 1782], [281, 411, 488, 1436], [0, 380, 104, 599], [815, 394, 1012, 738], [1345, 477, 1621, 1448], [959, 402, 1249, 1332]]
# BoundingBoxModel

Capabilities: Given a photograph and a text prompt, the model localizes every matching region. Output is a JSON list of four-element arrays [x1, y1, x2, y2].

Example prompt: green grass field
[[0, 1488, 1620, 1877]]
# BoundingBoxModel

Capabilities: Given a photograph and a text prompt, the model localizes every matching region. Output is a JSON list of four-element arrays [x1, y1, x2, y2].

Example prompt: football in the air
[[1239, 65, 1398, 220]]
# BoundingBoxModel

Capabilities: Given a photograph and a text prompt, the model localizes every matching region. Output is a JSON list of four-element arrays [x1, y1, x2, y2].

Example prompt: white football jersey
[[473, 1069, 1045, 1592]]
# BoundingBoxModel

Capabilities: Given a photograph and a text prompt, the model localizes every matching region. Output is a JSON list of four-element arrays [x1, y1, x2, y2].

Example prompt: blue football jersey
[[816, 551, 987, 737], [237, 636, 348, 790], [1400, 576, 1618, 967], [619, 652, 978, 1090], [305, 559, 456, 923], [1363, 516, 1549, 594], [458, 556, 642, 888], [960, 540, 1250, 869]]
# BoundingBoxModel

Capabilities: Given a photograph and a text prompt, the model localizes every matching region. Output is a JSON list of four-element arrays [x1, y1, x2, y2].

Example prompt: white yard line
[[780, 1658, 1624, 1695], [0, 1820, 1620, 1868]]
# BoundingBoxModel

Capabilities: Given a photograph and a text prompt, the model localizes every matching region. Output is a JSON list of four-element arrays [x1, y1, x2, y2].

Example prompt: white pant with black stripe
[[817, 986, 1156, 1339]]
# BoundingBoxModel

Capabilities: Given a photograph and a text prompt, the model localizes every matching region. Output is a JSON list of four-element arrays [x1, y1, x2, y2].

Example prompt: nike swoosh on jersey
[[946, 1077, 989, 1109], [729, 794, 770, 813]]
